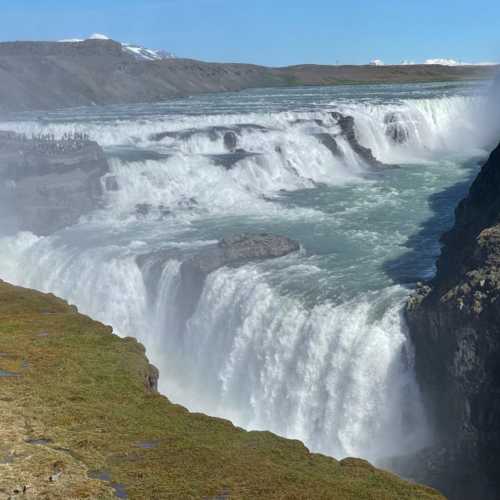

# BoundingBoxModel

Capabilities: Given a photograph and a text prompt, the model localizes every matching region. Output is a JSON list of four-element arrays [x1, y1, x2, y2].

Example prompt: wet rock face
[[223, 131, 238, 152], [331, 112, 396, 169], [138, 234, 300, 333], [314, 133, 342, 157], [0, 131, 109, 235], [405, 142, 500, 499], [290, 118, 325, 127], [218, 233, 300, 265], [178, 234, 300, 319], [208, 151, 259, 170], [384, 112, 410, 144], [150, 125, 264, 170], [149, 124, 269, 144], [181, 233, 300, 276]]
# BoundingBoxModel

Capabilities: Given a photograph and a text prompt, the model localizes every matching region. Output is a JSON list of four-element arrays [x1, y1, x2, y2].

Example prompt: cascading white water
[[3, 94, 489, 222], [343, 96, 491, 163], [100, 134, 365, 221], [1, 94, 490, 158], [151, 263, 429, 460], [0, 82, 494, 465], [0, 233, 429, 461]]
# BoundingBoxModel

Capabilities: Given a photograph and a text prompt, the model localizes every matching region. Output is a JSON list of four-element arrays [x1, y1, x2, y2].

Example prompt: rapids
[[0, 80, 497, 463]]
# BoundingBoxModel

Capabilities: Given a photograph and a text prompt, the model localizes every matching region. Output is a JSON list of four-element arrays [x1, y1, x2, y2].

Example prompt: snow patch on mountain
[[122, 44, 175, 61], [58, 34, 175, 60], [88, 33, 110, 40]]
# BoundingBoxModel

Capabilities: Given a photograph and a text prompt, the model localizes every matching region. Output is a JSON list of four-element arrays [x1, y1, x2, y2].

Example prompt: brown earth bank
[[0, 39, 497, 112], [403, 141, 500, 499], [0, 279, 444, 499]]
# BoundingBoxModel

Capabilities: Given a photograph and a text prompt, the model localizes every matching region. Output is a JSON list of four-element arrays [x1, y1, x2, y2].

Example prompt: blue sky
[[0, 0, 499, 66]]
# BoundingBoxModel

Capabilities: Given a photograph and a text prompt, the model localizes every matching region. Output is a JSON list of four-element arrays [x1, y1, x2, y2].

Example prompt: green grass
[[0, 280, 444, 499]]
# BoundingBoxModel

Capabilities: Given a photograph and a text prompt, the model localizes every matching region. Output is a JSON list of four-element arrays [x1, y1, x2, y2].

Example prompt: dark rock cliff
[[405, 143, 500, 499], [0, 131, 109, 235], [331, 111, 396, 168]]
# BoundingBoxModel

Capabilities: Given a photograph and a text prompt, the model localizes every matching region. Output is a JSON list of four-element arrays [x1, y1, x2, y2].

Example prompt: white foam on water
[[96, 136, 365, 221], [1, 86, 491, 467], [0, 234, 429, 462], [1, 94, 491, 160], [342, 96, 492, 164], [151, 263, 430, 461]]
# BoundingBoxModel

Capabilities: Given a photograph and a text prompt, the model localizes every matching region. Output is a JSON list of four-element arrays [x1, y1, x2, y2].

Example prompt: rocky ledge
[[138, 233, 300, 331], [405, 142, 500, 499], [186, 233, 300, 274], [330, 111, 395, 169], [0, 279, 442, 499], [0, 131, 109, 235]]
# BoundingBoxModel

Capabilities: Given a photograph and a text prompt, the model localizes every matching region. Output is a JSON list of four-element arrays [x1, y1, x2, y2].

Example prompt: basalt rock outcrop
[[384, 112, 410, 144], [185, 233, 300, 274], [331, 111, 396, 168], [0, 131, 109, 235], [315, 132, 342, 157], [149, 125, 268, 143], [405, 142, 500, 499], [150, 125, 264, 169]]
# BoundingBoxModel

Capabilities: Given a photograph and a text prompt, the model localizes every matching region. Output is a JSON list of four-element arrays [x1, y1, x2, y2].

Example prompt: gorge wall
[[406, 141, 500, 499], [0, 131, 109, 235]]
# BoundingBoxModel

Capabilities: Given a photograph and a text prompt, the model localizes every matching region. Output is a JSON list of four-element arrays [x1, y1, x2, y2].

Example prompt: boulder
[[223, 131, 238, 151], [182, 233, 300, 276], [219, 233, 300, 264]]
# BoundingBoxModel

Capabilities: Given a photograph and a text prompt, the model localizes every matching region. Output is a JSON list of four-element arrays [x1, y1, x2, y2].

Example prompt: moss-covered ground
[[0, 280, 443, 499]]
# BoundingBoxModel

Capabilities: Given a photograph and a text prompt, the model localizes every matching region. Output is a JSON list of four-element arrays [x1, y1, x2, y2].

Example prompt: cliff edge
[[406, 142, 500, 499], [0, 279, 441, 499]]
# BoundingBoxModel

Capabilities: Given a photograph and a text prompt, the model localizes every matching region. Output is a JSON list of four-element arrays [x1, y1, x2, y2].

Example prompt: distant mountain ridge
[[58, 33, 176, 61], [0, 37, 497, 113]]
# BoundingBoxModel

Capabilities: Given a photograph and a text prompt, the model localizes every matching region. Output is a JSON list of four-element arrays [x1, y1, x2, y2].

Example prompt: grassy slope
[[0, 280, 443, 499]]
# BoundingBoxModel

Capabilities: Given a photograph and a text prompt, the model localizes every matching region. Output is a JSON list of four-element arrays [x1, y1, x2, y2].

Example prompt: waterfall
[[0, 84, 489, 465]]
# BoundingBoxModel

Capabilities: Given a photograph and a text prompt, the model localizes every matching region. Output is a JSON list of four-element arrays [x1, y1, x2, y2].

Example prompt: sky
[[0, 0, 499, 67]]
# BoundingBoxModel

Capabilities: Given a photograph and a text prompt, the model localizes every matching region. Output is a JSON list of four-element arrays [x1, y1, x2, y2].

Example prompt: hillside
[[0, 279, 443, 499], [0, 39, 496, 112]]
